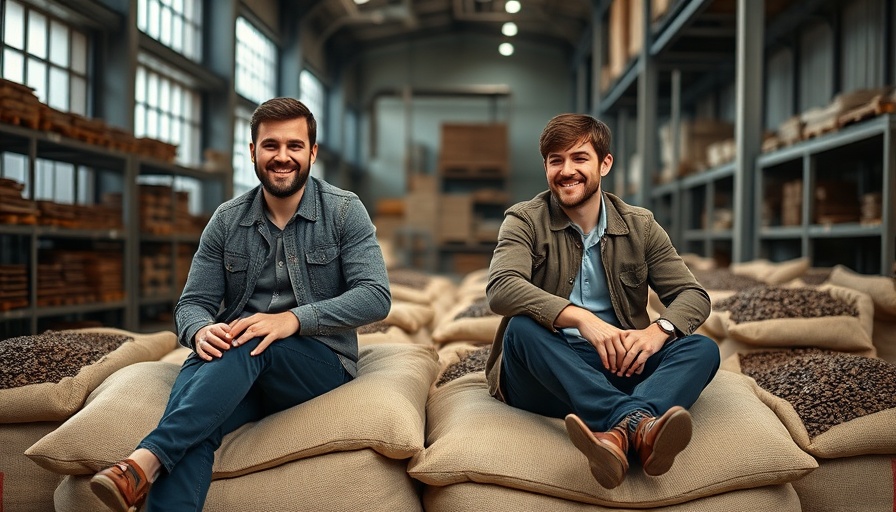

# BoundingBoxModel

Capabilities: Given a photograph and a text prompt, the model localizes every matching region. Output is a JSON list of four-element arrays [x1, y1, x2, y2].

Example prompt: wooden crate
[[438, 194, 474, 243], [438, 123, 508, 176]]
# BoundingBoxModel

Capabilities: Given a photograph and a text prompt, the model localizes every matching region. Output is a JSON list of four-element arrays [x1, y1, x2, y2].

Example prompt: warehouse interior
[[2, 0, 896, 510]]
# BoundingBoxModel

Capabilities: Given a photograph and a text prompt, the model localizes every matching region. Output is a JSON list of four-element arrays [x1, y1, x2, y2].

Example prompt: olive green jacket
[[484, 189, 710, 401]]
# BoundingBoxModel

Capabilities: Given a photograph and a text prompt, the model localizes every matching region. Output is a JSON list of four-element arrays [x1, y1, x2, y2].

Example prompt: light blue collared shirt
[[561, 198, 621, 341]]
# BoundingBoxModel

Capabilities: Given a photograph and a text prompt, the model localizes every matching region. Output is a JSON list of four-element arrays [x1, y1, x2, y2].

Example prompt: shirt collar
[[243, 177, 319, 227]]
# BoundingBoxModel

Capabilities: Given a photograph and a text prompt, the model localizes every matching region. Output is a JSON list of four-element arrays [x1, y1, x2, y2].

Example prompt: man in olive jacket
[[485, 113, 719, 489]]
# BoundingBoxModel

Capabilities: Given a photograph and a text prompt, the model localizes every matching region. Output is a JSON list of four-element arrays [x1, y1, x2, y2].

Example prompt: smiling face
[[545, 137, 613, 210], [250, 117, 317, 199]]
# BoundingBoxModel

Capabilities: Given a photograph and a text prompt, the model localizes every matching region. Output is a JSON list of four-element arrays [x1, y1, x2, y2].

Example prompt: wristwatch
[[655, 318, 677, 341]]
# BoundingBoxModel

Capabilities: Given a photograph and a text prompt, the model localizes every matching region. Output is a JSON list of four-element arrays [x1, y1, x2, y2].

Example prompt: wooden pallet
[[837, 95, 896, 127]]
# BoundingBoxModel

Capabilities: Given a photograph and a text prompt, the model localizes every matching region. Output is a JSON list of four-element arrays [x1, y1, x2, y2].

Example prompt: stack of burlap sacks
[[3, 254, 895, 511]]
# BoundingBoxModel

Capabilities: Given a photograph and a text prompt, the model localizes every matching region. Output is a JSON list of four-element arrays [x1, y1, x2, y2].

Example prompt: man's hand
[[616, 323, 670, 377], [229, 312, 300, 356], [556, 305, 626, 373], [195, 322, 234, 361]]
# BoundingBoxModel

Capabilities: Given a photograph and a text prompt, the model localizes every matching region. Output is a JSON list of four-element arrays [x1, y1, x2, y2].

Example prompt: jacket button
[[568, 278, 574, 284]]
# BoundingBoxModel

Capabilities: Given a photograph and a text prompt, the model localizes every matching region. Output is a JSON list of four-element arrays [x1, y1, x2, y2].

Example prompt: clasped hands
[[194, 312, 300, 361]]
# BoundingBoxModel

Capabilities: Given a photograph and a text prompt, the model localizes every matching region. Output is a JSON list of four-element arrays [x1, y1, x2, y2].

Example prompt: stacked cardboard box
[[140, 245, 173, 297], [0, 178, 38, 225], [438, 123, 508, 178], [0, 265, 28, 311], [659, 119, 735, 182], [781, 180, 802, 226], [140, 184, 174, 235], [814, 181, 859, 225]]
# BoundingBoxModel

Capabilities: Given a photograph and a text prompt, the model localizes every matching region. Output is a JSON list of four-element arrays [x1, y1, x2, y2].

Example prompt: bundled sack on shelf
[[407, 370, 815, 511], [713, 284, 876, 358], [28, 343, 439, 511], [431, 296, 502, 345], [357, 300, 437, 347], [0, 328, 177, 423], [825, 265, 896, 364], [721, 348, 896, 459]]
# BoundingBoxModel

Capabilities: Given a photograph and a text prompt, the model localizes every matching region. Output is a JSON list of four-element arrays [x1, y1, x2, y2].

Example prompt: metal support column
[[734, 0, 763, 263], [635, 0, 656, 207]]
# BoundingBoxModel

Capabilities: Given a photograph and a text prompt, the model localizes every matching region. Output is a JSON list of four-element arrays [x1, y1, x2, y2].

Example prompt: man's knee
[[678, 334, 721, 369], [504, 315, 552, 356]]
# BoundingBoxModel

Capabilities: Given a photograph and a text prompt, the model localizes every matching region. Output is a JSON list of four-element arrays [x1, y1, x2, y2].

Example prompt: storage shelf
[[684, 229, 734, 241], [34, 300, 127, 318], [758, 114, 895, 167]]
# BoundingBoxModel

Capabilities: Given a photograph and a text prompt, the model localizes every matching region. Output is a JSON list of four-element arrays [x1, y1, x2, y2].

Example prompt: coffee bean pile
[[357, 321, 393, 335], [739, 348, 896, 438], [691, 268, 763, 291], [388, 269, 431, 289], [0, 331, 132, 389], [454, 297, 496, 320], [436, 346, 491, 387], [714, 285, 858, 323]]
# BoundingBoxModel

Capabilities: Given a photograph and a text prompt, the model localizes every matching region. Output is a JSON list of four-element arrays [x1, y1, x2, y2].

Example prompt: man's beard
[[255, 157, 310, 198], [550, 176, 600, 209]]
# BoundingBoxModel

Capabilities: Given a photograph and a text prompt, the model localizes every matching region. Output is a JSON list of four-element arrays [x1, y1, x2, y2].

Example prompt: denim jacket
[[174, 177, 391, 376], [485, 190, 710, 400]]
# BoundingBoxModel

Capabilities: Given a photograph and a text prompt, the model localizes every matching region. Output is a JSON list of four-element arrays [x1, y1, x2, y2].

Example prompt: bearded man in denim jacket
[[90, 98, 391, 511], [485, 113, 719, 489]]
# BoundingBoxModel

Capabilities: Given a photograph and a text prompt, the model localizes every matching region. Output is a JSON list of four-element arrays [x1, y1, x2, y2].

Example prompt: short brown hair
[[539, 114, 611, 161], [250, 97, 317, 146]]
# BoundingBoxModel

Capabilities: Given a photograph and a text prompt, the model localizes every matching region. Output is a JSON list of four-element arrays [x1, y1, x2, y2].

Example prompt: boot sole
[[90, 474, 137, 512], [642, 408, 692, 476], [565, 414, 628, 489]]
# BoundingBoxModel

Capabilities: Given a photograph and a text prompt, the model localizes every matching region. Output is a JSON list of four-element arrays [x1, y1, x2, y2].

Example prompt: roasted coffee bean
[[714, 285, 858, 323], [388, 269, 432, 289], [436, 346, 491, 387], [691, 268, 764, 291], [357, 320, 393, 335], [739, 348, 896, 438], [0, 331, 132, 389], [454, 297, 496, 320]]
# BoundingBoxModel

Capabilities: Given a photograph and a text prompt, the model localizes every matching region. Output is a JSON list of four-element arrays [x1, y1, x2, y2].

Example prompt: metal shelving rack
[[586, 0, 895, 274]]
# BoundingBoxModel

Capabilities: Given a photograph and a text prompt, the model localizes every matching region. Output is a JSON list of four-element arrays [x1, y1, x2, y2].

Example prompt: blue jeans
[[501, 315, 719, 433], [138, 335, 351, 512]]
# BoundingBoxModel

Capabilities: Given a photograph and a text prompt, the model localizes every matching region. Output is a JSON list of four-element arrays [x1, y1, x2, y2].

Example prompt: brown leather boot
[[632, 406, 692, 476], [90, 459, 151, 512], [565, 413, 629, 489]]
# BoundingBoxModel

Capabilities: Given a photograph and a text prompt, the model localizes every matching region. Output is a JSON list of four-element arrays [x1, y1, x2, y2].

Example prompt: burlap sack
[[388, 268, 456, 305], [0, 328, 177, 423], [680, 253, 717, 271], [407, 371, 816, 508], [423, 482, 802, 512], [27, 343, 438, 478], [431, 296, 501, 344], [385, 300, 436, 333], [55, 448, 423, 512], [358, 323, 416, 346], [721, 284, 875, 355], [825, 265, 896, 362], [160, 346, 192, 365], [722, 351, 896, 458], [790, 454, 896, 512], [826, 265, 896, 317], [730, 257, 810, 285], [0, 422, 63, 512], [456, 268, 489, 299]]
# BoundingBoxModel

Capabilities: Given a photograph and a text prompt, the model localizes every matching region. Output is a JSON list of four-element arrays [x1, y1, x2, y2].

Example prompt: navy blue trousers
[[138, 335, 351, 512], [501, 315, 719, 433]]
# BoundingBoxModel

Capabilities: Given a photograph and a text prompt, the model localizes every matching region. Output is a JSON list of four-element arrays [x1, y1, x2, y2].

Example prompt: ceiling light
[[502, 22, 518, 37], [499, 42, 514, 56], [354, 0, 370, 4], [505, 1, 521, 14]]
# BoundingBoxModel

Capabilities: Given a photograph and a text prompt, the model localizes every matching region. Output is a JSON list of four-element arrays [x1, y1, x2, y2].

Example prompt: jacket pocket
[[619, 263, 648, 318], [223, 252, 250, 304], [306, 245, 341, 297]]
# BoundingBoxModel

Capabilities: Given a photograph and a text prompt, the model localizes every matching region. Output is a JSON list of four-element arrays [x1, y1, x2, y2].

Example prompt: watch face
[[658, 319, 674, 333]]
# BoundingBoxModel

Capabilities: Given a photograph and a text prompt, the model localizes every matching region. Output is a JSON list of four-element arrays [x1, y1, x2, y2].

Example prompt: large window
[[137, 0, 202, 62], [235, 17, 277, 104], [232, 105, 255, 197], [1, 0, 89, 114], [300, 69, 325, 144], [134, 60, 201, 166]]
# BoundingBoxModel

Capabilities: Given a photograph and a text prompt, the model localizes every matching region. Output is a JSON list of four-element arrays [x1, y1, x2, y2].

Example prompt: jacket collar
[[240, 177, 319, 227], [547, 189, 629, 236]]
